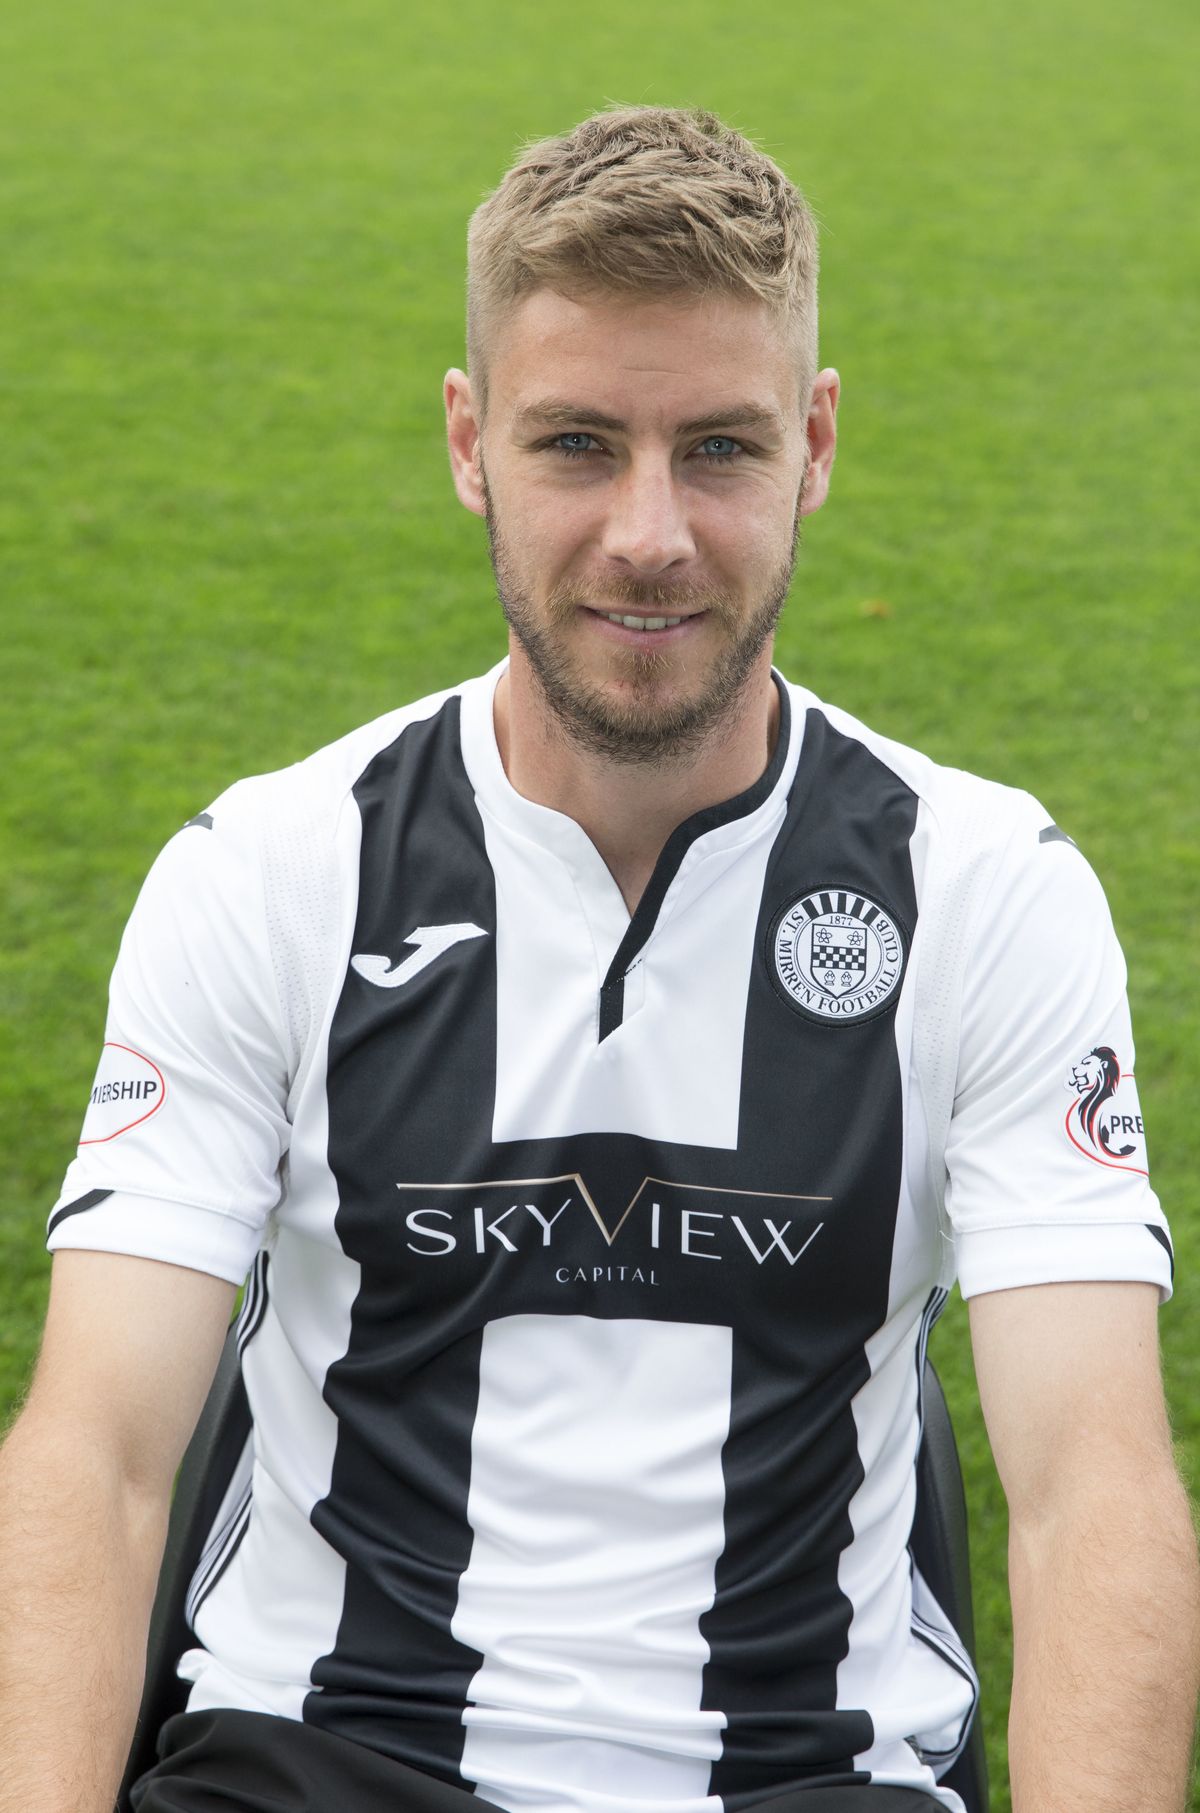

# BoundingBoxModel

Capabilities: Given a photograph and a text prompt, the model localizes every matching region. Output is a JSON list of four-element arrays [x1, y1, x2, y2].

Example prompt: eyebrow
[[511, 400, 788, 438]]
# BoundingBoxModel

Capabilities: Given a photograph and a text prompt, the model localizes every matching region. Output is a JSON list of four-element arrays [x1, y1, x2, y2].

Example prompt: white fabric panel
[[945, 821, 1164, 1249], [481, 810, 781, 1147], [956, 1220, 1172, 1302], [181, 793, 364, 1720], [835, 1307, 973, 1810], [835, 889, 974, 1809], [45, 1189, 258, 1284], [179, 1457, 346, 1721], [463, 667, 804, 1149], [49, 791, 292, 1239], [452, 1315, 731, 1813], [181, 1230, 363, 1717]]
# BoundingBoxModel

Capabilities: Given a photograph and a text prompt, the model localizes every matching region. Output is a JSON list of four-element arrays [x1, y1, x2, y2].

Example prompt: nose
[[599, 456, 696, 575]]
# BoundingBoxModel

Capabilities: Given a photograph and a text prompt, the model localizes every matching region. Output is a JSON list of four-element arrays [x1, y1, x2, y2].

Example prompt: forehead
[[487, 288, 801, 428]]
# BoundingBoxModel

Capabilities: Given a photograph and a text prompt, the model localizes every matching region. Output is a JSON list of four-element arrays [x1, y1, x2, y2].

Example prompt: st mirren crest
[[769, 888, 908, 1024]]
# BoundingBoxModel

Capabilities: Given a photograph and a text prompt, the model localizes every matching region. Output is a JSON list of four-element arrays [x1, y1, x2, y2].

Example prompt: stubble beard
[[481, 470, 802, 766]]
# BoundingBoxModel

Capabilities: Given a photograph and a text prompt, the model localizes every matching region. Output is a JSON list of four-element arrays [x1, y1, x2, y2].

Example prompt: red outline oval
[[79, 1042, 167, 1145], [1063, 1072, 1148, 1177]]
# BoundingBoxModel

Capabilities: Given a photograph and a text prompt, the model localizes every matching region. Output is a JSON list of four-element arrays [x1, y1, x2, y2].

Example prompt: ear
[[444, 369, 486, 518], [798, 367, 840, 518]]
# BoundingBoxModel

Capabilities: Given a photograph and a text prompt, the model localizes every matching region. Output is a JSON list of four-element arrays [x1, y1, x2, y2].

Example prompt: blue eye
[[698, 436, 741, 461], [555, 433, 598, 458]]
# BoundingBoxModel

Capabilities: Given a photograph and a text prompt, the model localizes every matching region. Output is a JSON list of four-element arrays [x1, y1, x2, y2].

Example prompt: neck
[[493, 649, 781, 914]]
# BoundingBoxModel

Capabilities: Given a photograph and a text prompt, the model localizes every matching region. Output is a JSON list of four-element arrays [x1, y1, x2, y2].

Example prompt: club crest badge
[[769, 888, 908, 1024], [1064, 1046, 1149, 1176]]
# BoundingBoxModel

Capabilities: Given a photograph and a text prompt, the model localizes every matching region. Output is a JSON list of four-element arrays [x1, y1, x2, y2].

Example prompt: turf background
[[2, 2, 1197, 1806]]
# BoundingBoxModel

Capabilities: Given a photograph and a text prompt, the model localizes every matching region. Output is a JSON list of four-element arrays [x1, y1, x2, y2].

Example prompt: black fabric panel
[[47, 1186, 113, 1235], [748, 1790, 943, 1812], [701, 710, 920, 1804], [133, 1706, 944, 1811], [309, 697, 496, 1783], [132, 1708, 509, 1812]]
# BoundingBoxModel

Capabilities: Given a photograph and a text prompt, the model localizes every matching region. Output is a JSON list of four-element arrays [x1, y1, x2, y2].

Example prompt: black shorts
[[131, 1708, 946, 1812]]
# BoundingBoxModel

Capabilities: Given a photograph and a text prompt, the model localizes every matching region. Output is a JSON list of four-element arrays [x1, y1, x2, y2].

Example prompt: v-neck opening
[[597, 678, 792, 1040], [458, 663, 799, 1042]]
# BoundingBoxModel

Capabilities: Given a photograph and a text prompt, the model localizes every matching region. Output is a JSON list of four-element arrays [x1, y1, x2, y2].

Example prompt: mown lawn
[[2, 2, 1197, 1806]]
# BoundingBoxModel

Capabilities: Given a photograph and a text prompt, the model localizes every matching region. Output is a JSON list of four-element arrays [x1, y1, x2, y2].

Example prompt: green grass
[[2, 2, 1198, 1806]]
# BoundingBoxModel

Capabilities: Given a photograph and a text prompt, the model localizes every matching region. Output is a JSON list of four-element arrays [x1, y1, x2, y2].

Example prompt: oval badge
[[770, 888, 908, 1024], [78, 1042, 167, 1145], [1064, 1046, 1149, 1177]]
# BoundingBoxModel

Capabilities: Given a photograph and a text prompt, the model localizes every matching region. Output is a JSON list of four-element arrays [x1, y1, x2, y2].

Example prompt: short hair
[[466, 105, 820, 417]]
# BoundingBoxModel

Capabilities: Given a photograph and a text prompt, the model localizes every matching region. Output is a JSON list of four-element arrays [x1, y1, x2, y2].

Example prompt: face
[[445, 289, 839, 763]]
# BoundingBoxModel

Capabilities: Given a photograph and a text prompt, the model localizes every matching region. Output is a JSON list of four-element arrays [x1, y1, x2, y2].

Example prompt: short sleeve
[[46, 788, 292, 1285], [944, 808, 1174, 1303]]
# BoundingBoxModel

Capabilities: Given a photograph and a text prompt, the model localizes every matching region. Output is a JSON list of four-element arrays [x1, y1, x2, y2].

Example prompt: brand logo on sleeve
[[79, 1043, 167, 1144], [1064, 1046, 1148, 1176], [769, 887, 908, 1023]]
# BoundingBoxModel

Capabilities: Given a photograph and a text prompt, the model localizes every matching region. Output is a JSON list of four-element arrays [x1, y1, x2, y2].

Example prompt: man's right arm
[[0, 1249, 237, 1813]]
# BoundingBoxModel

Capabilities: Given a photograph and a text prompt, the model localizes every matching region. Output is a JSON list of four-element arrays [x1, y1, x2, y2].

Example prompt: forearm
[[0, 1409, 168, 1813], [1007, 1466, 1200, 1812]]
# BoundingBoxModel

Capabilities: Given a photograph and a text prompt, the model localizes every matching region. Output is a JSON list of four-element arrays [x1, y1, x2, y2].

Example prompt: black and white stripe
[[299, 693, 930, 1802]]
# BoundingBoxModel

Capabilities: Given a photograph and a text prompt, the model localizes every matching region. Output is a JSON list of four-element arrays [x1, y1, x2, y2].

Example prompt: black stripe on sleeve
[[47, 1188, 113, 1236], [235, 1250, 272, 1354], [1146, 1222, 1174, 1280]]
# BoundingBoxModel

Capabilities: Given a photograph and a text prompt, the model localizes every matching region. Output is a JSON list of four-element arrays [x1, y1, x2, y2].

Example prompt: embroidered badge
[[770, 888, 908, 1024]]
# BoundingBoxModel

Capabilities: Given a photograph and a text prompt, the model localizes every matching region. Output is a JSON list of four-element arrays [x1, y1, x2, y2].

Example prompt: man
[[0, 106, 1196, 1813]]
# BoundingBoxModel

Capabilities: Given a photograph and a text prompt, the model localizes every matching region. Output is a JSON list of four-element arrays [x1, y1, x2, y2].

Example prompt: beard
[[481, 470, 802, 766]]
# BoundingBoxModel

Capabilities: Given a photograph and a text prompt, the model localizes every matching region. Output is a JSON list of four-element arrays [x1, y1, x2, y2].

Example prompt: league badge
[[1064, 1046, 1149, 1176], [769, 888, 908, 1024], [78, 1041, 167, 1145]]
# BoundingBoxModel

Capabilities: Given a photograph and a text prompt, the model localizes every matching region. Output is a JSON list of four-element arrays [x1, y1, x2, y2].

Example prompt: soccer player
[[1, 106, 1197, 1813]]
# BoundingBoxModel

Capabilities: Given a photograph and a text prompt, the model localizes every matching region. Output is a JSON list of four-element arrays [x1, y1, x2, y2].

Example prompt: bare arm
[[969, 1279, 1200, 1813], [0, 1250, 237, 1813]]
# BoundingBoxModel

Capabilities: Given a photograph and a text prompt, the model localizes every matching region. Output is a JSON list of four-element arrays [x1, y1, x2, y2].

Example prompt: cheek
[[704, 488, 798, 568], [495, 470, 595, 549], [521, 493, 605, 576]]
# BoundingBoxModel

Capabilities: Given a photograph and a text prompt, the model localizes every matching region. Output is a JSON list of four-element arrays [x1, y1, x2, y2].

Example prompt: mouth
[[601, 611, 684, 630], [582, 606, 705, 639]]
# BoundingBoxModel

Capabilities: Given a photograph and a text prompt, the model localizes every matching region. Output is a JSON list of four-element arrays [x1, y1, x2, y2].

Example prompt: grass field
[[2, 1, 1198, 1806]]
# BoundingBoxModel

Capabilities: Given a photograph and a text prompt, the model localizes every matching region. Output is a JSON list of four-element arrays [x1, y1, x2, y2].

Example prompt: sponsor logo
[[397, 1175, 829, 1280], [351, 922, 487, 989], [1064, 1046, 1149, 1176], [79, 1043, 167, 1145], [769, 887, 907, 1023], [555, 1266, 659, 1286]]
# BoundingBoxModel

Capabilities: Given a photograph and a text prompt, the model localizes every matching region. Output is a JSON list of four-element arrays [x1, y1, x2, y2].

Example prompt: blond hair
[[466, 105, 819, 415]]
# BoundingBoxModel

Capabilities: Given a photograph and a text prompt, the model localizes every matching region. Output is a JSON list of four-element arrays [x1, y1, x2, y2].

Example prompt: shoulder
[[125, 673, 482, 965], [191, 675, 476, 855], [780, 677, 1080, 874]]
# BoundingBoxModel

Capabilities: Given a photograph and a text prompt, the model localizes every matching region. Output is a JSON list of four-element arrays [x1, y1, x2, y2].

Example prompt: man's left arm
[[968, 1278, 1200, 1813]]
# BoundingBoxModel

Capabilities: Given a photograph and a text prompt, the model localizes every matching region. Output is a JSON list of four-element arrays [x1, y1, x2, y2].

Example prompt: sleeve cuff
[[955, 1220, 1173, 1305], [46, 1189, 261, 1286]]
